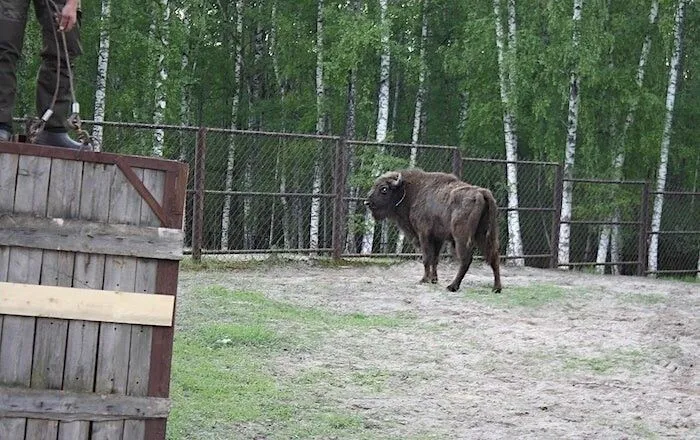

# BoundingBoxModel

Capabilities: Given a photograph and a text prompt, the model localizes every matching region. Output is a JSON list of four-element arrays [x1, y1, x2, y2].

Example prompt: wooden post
[[451, 148, 463, 178], [332, 138, 347, 260], [637, 181, 651, 276], [550, 164, 564, 269], [192, 127, 207, 263]]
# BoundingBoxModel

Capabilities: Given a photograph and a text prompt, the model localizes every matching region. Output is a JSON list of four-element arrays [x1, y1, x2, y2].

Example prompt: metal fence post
[[332, 137, 348, 260], [550, 164, 564, 268], [452, 148, 463, 178], [192, 127, 207, 262], [637, 181, 651, 276]]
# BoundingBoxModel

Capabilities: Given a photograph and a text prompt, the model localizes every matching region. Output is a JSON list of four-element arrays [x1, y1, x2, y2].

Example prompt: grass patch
[[169, 284, 411, 439], [463, 284, 569, 308], [179, 255, 404, 272], [618, 292, 667, 306], [564, 349, 648, 374]]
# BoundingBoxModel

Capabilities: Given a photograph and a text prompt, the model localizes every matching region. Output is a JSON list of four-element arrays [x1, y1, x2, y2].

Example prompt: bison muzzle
[[365, 169, 502, 293]]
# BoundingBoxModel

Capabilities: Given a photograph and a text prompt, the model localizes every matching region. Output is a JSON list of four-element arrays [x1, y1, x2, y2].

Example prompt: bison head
[[364, 171, 405, 220]]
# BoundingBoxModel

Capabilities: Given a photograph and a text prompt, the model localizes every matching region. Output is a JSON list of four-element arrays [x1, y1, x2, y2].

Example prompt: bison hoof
[[493, 287, 502, 293], [430, 278, 438, 284], [419, 277, 430, 284], [446, 284, 459, 292]]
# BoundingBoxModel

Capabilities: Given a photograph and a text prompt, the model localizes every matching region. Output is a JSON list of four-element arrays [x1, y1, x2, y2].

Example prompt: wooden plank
[[0, 387, 170, 421], [58, 162, 114, 440], [0, 153, 19, 383], [26, 158, 82, 440], [0, 154, 50, 438], [0, 214, 184, 260], [125, 168, 165, 440], [0, 283, 174, 326], [92, 167, 143, 440], [146, 163, 188, 440]]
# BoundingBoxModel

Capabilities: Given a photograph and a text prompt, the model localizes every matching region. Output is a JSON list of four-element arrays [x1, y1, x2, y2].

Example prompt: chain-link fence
[[10, 119, 697, 277]]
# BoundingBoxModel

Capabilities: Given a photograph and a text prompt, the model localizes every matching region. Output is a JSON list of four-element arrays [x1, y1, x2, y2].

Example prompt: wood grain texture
[[0, 214, 184, 260], [0, 283, 174, 326], [0, 387, 170, 421], [59, 162, 114, 440], [26, 158, 82, 440], [0, 154, 50, 438]]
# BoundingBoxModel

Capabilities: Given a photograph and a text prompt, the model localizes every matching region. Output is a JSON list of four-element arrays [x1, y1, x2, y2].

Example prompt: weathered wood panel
[[0, 155, 50, 438], [0, 387, 170, 421], [125, 168, 165, 439], [58, 162, 115, 440], [0, 214, 184, 260], [26, 158, 82, 440], [0, 283, 175, 326], [92, 166, 144, 440]]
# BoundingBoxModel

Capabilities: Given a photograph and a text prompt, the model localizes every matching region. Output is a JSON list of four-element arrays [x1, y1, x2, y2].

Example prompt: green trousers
[[0, 0, 81, 131]]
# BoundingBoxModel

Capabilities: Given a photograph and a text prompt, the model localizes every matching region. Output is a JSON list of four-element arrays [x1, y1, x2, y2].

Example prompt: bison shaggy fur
[[365, 169, 502, 292]]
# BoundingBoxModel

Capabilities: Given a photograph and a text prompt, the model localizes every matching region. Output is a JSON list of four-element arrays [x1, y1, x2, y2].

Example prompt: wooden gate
[[0, 142, 188, 440]]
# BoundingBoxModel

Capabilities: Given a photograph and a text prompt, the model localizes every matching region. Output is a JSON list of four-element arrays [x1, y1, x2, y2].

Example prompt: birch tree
[[361, 0, 391, 255], [648, 0, 688, 276], [91, 0, 111, 151], [152, 0, 170, 157], [395, 0, 428, 254], [494, 0, 524, 266], [596, 0, 660, 274], [310, 0, 326, 253], [221, 0, 244, 250], [557, 0, 583, 268]]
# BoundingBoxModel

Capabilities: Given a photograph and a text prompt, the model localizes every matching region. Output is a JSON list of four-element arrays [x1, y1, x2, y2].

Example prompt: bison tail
[[482, 189, 500, 258]]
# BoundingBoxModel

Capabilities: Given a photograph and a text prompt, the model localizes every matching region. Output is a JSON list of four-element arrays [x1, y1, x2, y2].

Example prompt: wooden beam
[[0, 283, 174, 326], [0, 387, 170, 422], [0, 213, 184, 260]]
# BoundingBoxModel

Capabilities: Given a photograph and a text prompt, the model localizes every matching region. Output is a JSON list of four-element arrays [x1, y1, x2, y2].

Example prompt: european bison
[[365, 169, 502, 293]]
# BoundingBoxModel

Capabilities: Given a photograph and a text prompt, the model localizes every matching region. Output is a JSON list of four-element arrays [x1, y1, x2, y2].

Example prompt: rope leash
[[27, 0, 95, 151]]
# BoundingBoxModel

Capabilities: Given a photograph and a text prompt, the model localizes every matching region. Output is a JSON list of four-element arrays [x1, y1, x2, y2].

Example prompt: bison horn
[[391, 173, 403, 188]]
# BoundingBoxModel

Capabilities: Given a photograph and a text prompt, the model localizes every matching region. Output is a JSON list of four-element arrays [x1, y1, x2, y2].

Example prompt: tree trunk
[[494, 0, 524, 266], [345, 67, 359, 253], [270, 2, 291, 249], [361, 0, 391, 255], [648, 0, 687, 276], [91, 0, 111, 151], [557, 0, 583, 269], [221, 0, 244, 251], [151, 0, 170, 157], [396, 0, 428, 254], [310, 0, 326, 254], [596, 0, 659, 274]]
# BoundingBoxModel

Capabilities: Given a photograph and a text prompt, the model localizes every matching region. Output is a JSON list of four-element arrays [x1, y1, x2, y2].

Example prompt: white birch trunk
[[494, 0, 524, 266], [91, 0, 111, 151], [361, 0, 391, 255], [310, 0, 326, 253], [648, 0, 687, 276], [345, 67, 359, 253], [152, 0, 170, 157], [458, 91, 469, 146], [557, 0, 583, 269], [396, 0, 428, 254], [221, 0, 244, 250], [596, 0, 659, 273]]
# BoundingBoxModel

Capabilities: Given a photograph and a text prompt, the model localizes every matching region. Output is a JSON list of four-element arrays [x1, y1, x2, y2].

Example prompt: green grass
[[179, 255, 403, 272], [618, 292, 668, 305], [168, 285, 411, 439], [563, 349, 648, 374], [463, 284, 570, 308]]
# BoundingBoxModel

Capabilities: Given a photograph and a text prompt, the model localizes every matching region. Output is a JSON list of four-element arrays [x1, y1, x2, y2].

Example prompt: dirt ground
[[180, 259, 699, 439]]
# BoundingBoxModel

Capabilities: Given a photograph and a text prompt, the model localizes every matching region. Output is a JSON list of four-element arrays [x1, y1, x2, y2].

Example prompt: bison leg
[[418, 234, 439, 284], [430, 238, 444, 283], [477, 236, 502, 293], [447, 237, 474, 292]]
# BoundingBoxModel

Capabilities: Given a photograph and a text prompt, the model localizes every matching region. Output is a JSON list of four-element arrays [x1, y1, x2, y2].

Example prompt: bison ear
[[390, 172, 403, 188]]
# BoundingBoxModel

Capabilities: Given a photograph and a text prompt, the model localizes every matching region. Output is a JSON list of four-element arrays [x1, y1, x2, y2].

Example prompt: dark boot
[[35, 130, 83, 149], [0, 128, 10, 142]]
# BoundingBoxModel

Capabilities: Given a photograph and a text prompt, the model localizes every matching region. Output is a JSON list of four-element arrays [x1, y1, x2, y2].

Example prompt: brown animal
[[365, 169, 502, 292]]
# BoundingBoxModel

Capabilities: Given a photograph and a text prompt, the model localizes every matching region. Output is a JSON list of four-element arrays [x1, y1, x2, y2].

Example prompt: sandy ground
[[179, 259, 699, 439]]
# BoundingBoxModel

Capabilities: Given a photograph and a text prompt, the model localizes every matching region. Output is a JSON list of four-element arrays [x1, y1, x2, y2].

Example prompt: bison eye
[[380, 187, 388, 194]]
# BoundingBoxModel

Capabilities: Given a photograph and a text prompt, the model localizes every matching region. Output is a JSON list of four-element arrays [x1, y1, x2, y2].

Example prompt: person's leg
[[0, 0, 32, 139], [33, 0, 82, 147]]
